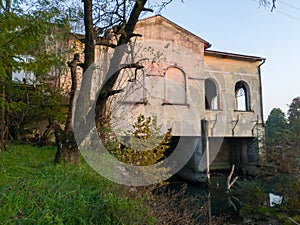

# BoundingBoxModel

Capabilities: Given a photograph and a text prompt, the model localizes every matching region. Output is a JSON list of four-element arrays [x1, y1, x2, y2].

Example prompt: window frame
[[204, 78, 220, 111], [117, 67, 147, 105], [234, 80, 251, 111], [163, 66, 188, 106]]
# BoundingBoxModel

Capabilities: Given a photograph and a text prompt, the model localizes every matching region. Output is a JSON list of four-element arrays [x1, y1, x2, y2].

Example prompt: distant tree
[[266, 108, 288, 145], [264, 101, 299, 174], [287, 96, 300, 147], [0, 0, 71, 151]]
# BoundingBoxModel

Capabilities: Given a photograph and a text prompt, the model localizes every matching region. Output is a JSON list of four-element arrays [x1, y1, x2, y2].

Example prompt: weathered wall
[[203, 53, 264, 137], [111, 15, 207, 136], [111, 15, 265, 139], [59, 15, 265, 141]]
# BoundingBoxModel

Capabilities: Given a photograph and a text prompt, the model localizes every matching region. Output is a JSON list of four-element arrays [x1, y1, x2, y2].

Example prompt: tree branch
[[121, 0, 149, 44], [128, 33, 142, 39], [259, 0, 276, 11], [157, 0, 174, 13], [95, 41, 117, 48], [120, 63, 144, 70], [108, 89, 124, 96], [95, 0, 150, 138], [143, 7, 154, 12], [98, 62, 143, 100], [271, 0, 276, 12], [65, 53, 80, 134], [77, 63, 84, 68]]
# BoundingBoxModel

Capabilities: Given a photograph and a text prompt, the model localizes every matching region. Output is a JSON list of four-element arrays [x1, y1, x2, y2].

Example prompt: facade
[[71, 15, 266, 181]]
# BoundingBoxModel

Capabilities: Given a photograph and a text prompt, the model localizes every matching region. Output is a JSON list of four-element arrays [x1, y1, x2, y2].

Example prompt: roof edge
[[205, 50, 265, 62], [138, 15, 211, 49]]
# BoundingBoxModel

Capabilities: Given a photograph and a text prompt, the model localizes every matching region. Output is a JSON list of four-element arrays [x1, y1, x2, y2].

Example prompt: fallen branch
[[227, 195, 241, 212], [289, 217, 300, 225], [227, 165, 238, 192]]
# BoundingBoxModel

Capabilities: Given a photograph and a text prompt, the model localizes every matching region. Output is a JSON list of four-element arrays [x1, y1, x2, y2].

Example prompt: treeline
[[265, 96, 300, 174]]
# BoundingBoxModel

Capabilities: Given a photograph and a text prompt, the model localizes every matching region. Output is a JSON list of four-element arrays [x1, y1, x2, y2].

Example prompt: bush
[[109, 114, 172, 166]]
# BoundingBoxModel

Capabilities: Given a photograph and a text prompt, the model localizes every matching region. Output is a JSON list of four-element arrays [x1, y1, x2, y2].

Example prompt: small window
[[164, 67, 186, 105], [12, 70, 34, 84], [205, 79, 219, 110], [235, 81, 251, 111], [12, 55, 35, 84]]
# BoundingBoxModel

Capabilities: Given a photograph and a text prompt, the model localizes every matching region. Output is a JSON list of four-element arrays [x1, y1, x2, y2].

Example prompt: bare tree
[[55, 0, 160, 163]]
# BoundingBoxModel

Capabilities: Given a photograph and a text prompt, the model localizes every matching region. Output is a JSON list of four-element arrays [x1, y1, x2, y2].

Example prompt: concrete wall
[[110, 15, 265, 139], [111, 16, 207, 136], [203, 53, 264, 137]]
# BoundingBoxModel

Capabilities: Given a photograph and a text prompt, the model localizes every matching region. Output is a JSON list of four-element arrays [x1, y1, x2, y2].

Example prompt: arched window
[[205, 79, 219, 110], [235, 81, 251, 111], [164, 67, 186, 105]]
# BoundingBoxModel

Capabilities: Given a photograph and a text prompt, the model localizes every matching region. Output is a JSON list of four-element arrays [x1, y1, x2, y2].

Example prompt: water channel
[[168, 175, 242, 223], [166, 173, 297, 224]]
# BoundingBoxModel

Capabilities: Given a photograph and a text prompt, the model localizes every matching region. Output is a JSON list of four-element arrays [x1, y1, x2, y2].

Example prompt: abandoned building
[[103, 15, 266, 181], [59, 15, 265, 181]]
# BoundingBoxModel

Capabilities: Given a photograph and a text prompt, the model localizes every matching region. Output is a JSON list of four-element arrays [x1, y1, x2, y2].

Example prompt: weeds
[[0, 144, 152, 224], [0, 144, 223, 225]]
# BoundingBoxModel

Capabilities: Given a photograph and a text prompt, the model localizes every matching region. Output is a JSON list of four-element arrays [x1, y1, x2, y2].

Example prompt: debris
[[269, 193, 283, 207]]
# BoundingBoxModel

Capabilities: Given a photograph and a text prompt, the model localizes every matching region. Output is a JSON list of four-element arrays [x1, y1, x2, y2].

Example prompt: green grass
[[0, 144, 153, 225]]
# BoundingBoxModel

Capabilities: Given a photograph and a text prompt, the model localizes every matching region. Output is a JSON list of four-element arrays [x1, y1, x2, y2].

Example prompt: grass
[[0, 144, 153, 225]]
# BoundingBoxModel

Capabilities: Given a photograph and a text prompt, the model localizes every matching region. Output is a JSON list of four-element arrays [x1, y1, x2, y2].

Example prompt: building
[[73, 15, 266, 181]]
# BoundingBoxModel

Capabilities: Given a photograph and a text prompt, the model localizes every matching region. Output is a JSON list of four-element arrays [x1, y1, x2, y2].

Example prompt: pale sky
[[158, 0, 300, 119]]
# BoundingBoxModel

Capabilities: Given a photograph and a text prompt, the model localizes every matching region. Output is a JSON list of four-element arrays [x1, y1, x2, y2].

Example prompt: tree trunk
[[1, 85, 7, 152], [83, 0, 94, 73], [54, 122, 78, 164], [73, 0, 94, 140], [77, 0, 94, 117], [95, 0, 148, 138], [0, 66, 11, 152], [54, 54, 79, 164]]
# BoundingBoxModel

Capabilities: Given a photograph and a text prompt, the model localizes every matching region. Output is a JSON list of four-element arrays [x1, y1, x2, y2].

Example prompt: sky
[[156, 0, 300, 119]]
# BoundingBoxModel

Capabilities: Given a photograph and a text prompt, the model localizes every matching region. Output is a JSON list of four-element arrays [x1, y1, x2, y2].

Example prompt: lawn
[[0, 144, 153, 225]]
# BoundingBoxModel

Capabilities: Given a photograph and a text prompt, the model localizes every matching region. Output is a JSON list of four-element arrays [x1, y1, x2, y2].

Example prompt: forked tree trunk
[[95, 0, 149, 138]]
